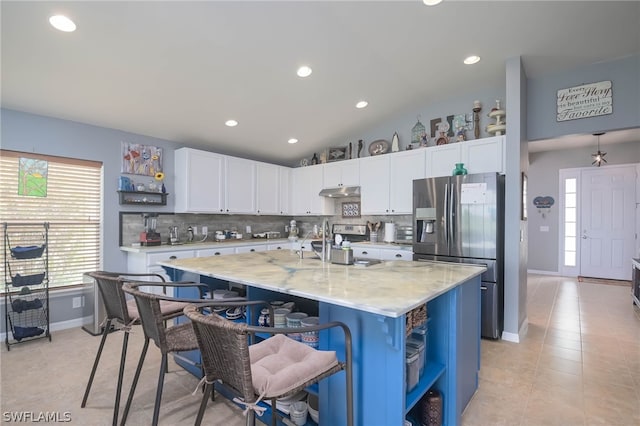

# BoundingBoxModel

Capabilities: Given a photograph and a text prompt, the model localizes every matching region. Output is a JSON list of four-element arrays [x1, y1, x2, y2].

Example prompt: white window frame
[[559, 168, 581, 277], [1, 150, 103, 292]]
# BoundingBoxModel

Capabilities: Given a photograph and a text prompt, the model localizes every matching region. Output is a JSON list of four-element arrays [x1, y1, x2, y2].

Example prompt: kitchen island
[[158, 250, 485, 426]]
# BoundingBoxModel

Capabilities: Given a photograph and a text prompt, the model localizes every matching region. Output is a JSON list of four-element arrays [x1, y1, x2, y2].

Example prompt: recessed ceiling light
[[464, 55, 481, 65], [355, 101, 369, 109], [49, 15, 76, 32], [225, 119, 238, 127], [296, 66, 313, 78], [423, 0, 443, 6], [288, 138, 299, 144]]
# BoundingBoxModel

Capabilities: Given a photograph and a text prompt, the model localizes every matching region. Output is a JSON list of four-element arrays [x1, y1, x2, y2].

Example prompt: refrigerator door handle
[[449, 183, 455, 244], [444, 183, 449, 245]]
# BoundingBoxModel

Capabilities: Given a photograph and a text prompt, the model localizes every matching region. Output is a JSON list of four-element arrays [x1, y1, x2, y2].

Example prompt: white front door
[[580, 165, 636, 280]]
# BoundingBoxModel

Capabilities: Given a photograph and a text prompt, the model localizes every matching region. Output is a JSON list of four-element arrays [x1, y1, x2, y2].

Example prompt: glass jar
[[452, 163, 468, 175]]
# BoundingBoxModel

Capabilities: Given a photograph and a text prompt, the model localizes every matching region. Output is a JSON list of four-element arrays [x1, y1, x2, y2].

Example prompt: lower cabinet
[[351, 245, 413, 261]]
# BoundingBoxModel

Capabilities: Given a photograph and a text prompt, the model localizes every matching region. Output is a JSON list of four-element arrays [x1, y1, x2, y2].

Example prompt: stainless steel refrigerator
[[413, 172, 504, 339]]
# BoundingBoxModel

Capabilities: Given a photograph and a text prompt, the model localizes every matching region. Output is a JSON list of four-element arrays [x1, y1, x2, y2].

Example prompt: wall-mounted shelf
[[117, 191, 168, 206]]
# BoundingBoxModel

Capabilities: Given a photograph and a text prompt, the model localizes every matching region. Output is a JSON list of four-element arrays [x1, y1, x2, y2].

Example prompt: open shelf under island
[[158, 250, 485, 426]]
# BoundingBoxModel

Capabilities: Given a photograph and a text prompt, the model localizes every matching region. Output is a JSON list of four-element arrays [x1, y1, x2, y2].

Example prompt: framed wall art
[[121, 142, 163, 176]]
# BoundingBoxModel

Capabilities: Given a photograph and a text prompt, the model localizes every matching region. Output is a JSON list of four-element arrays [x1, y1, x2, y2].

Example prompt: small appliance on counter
[[168, 226, 180, 245], [331, 247, 354, 265], [140, 213, 161, 246]]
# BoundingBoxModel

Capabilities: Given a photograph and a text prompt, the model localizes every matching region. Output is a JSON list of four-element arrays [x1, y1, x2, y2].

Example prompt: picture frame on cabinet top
[[328, 147, 347, 162]]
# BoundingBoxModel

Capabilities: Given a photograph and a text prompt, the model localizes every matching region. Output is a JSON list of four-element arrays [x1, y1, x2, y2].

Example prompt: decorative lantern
[[411, 117, 427, 145]]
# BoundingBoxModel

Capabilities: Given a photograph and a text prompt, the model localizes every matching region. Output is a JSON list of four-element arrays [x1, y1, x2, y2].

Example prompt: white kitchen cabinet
[[235, 245, 267, 254], [351, 245, 412, 261], [174, 148, 225, 213], [426, 136, 505, 177], [196, 247, 236, 257], [268, 242, 293, 251], [360, 150, 425, 215], [225, 156, 256, 214], [378, 248, 413, 261], [323, 159, 360, 188], [256, 162, 280, 215], [291, 165, 332, 215], [461, 136, 505, 174], [359, 155, 390, 214], [278, 167, 291, 215], [127, 249, 196, 295], [426, 144, 462, 178], [352, 246, 380, 259], [388, 150, 426, 214]]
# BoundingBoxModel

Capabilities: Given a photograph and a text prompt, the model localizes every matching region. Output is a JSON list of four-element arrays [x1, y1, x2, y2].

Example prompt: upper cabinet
[[323, 159, 360, 188], [360, 149, 426, 215], [175, 148, 225, 213], [256, 162, 291, 215], [278, 167, 291, 215], [225, 156, 256, 214], [291, 165, 332, 215], [255, 162, 279, 215], [175, 136, 503, 215], [461, 136, 505, 175], [426, 136, 505, 177], [175, 148, 286, 215]]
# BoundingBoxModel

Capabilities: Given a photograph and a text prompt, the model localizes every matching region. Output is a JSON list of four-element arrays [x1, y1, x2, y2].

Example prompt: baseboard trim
[[501, 317, 528, 343], [527, 269, 560, 276], [1, 317, 89, 342]]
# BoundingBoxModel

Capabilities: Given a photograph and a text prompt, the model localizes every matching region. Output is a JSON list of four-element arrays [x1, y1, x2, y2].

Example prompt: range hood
[[318, 186, 361, 198]]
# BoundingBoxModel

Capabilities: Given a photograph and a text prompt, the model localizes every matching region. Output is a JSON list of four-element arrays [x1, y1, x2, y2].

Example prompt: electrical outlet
[[192, 226, 198, 235], [72, 296, 84, 309], [202, 226, 208, 235]]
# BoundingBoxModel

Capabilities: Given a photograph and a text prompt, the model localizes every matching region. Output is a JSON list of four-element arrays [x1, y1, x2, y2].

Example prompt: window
[[0, 150, 102, 290], [563, 177, 577, 267]]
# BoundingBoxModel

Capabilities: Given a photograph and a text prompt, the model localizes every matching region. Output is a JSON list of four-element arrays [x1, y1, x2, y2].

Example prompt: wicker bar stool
[[81, 271, 206, 426], [184, 301, 354, 426], [119, 281, 236, 426]]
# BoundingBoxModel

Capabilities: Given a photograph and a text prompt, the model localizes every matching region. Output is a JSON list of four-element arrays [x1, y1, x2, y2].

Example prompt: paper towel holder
[[383, 222, 396, 243]]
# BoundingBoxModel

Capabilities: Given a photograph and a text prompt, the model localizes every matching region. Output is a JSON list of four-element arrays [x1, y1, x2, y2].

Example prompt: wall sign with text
[[556, 80, 612, 122]]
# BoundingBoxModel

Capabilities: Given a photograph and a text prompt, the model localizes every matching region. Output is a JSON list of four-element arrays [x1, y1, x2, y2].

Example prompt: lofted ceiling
[[2, 1, 639, 166]]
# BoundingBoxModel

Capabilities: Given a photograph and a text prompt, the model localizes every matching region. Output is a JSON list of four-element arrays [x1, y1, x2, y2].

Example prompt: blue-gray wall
[[528, 141, 640, 273], [1, 108, 182, 271], [526, 54, 640, 274], [528, 54, 640, 141]]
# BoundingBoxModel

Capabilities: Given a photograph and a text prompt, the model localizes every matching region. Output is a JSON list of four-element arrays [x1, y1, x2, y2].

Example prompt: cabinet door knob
[[395, 254, 402, 258], [362, 251, 368, 255], [169, 256, 177, 260], [250, 249, 255, 252], [215, 252, 221, 256]]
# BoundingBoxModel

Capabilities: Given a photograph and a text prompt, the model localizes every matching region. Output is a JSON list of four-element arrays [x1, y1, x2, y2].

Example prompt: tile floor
[[1, 274, 638, 426]]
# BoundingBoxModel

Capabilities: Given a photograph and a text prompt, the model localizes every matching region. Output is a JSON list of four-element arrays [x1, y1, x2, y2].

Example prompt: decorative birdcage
[[411, 117, 427, 145]]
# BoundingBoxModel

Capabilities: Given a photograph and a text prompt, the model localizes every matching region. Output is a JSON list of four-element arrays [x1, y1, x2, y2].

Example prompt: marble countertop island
[[158, 250, 485, 318]]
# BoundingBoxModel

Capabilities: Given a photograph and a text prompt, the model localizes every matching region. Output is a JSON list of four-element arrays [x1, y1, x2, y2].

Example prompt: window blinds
[[0, 150, 102, 289]]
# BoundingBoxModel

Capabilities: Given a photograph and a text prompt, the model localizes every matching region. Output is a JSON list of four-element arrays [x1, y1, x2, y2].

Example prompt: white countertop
[[157, 250, 485, 317], [120, 238, 290, 253], [120, 239, 413, 254]]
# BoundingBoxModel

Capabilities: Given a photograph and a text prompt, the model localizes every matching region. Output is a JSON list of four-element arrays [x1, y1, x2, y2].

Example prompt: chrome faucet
[[297, 230, 314, 260]]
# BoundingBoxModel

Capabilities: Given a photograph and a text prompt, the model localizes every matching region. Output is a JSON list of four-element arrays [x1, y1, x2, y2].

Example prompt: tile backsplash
[[120, 205, 412, 246]]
